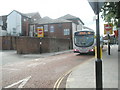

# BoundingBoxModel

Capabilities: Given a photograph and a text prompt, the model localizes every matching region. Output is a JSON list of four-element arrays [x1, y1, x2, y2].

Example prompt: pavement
[[21, 50, 73, 58], [66, 45, 118, 89], [0, 50, 73, 66]]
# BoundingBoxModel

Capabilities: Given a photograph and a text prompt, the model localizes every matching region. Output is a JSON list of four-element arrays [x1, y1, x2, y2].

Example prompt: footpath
[[21, 50, 73, 58], [66, 45, 118, 89]]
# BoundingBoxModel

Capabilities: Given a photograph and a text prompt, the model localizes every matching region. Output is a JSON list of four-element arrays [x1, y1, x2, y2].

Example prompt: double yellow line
[[53, 57, 94, 90], [53, 69, 72, 90]]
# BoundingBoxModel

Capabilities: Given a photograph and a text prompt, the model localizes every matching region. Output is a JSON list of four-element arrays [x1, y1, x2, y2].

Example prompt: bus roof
[[75, 29, 94, 32], [81, 29, 94, 31]]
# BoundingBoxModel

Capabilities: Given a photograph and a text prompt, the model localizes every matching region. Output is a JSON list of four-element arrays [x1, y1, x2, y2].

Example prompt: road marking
[[53, 57, 94, 89], [35, 59, 39, 61], [3, 68, 20, 71], [4, 76, 31, 88], [18, 76, 31, 88], [53, 76, 62, 89], [27, 62, 46, 67]]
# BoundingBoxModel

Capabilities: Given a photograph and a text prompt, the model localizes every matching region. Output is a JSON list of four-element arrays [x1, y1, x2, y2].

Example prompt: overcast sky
[[0, 0, 104, 35]]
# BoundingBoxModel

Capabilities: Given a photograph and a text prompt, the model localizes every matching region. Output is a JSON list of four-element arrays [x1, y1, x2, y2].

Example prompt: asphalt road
[[1, 51, 94, 88]]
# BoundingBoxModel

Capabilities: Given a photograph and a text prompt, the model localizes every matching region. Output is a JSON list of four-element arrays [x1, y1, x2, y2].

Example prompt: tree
[[101, 1, 120, 27]]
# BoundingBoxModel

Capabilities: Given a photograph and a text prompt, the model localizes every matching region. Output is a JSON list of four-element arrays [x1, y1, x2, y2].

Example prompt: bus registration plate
[[81, 48, 88, 53]]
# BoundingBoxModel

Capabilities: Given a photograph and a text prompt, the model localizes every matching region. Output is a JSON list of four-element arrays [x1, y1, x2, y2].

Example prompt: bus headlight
[[74, 49, 79, 51]]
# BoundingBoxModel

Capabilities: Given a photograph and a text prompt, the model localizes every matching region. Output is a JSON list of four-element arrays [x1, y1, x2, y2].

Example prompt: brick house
[[6, 10, 41, 36], [1, 15, 7, 30], [35, 14, 84, 38], [25, 12, 41, 37], [0, 16, 7, 36], [58, 14, 84, 30], [34, 15, 84, 48], [36, 17, 72, 39]]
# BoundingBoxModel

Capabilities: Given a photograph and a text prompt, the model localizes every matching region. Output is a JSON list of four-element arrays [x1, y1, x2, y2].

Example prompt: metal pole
[[40, 38, 42, 54], [108, 34, 110, 55], [95, 2, 103, 90]]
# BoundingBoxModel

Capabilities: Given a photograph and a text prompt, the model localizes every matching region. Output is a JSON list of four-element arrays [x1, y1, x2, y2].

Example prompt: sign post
[[95, 3, 103, 89], [104, 23, 113, 55], [88, 1, 104, 90]]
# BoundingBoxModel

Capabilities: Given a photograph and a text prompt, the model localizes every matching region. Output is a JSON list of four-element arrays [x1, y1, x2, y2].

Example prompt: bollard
[[40, 41, 42, 54], [108, 34, 110, 55], [95, 59, 103, 90]]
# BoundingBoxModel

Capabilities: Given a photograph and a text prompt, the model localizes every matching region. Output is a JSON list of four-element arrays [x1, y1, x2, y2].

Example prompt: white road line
[[35, 59, 39, 61], [27, 63, 40, 67], [3, 68, 20, 71], [4, 79, 23, 88], [18, 76, 31, 88], [4, 76, 31, 88], [27, 62, 46, 67]]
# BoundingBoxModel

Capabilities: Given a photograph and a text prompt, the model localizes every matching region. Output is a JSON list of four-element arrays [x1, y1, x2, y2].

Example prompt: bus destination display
[[75, 31, 94, 35]]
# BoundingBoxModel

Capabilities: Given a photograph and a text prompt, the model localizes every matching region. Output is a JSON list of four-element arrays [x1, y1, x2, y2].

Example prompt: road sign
[[104, 23, 113, 34], [37, 26, 44, 37], [88, 1, 104, 14]]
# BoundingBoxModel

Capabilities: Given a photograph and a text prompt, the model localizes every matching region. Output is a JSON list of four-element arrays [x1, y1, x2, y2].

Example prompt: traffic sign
[[104, 23, 113, 34], [37, 26, 44, 37], [88, 1, 104, 14]]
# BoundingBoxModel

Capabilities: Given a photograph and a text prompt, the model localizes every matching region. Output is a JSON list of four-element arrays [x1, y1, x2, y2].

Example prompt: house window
[[44, 25, 48, 32], [30, 25, 34, 31], [64, 29, 70, 35], [13, 28, 16, 33], [50, 25, 54, 32]]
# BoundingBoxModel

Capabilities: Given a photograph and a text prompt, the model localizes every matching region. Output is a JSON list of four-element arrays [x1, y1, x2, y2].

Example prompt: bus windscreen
[[74, 31, 94, 47]]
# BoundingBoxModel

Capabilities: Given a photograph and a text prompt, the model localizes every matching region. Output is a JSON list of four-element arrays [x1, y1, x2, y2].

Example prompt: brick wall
[[0, 36, 17, 50], [17, 37, 42, 54], [16, 37, 71, 54], [49, 38, 71, 52], [0, 36, 72, 54]]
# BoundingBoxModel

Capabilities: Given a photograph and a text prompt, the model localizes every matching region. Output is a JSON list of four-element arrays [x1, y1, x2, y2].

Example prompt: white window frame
[[50, 25, 54, 32], [64, 29, 70, 35], [44, 25, 48, 32]]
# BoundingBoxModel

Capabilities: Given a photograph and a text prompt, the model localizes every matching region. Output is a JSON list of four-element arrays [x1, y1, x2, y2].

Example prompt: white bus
[[73, 29, 95, 54]]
